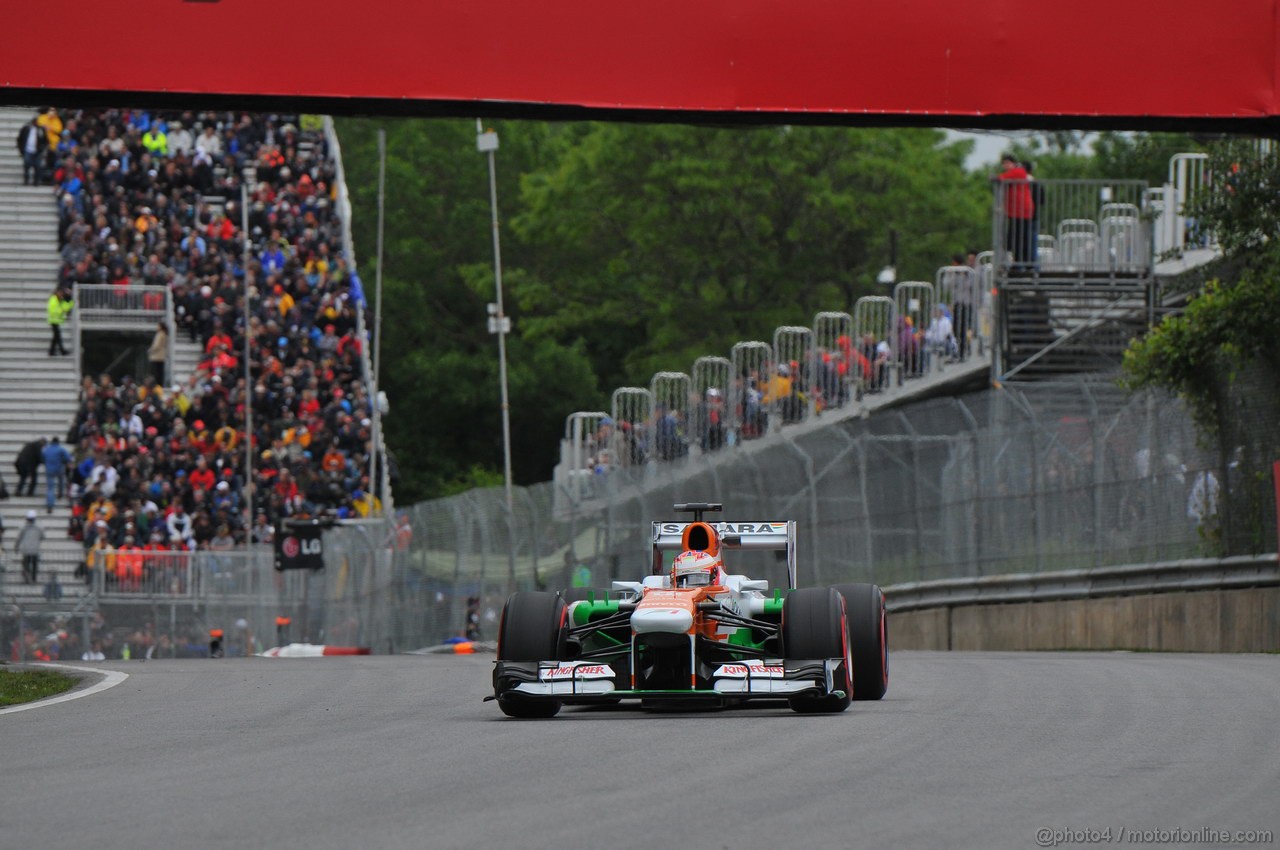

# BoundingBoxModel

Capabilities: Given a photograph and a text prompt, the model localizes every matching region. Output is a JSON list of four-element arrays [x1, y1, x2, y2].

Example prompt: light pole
[[477, 120, 517, 593], [371, 128, 387, 519], [240, 184, 254, 539]]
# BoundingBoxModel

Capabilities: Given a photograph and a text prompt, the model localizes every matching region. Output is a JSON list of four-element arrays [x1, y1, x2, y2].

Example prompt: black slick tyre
[[496, 591, 567, 718], [781, 587, 852, 714], [832, 583, 888, 701]]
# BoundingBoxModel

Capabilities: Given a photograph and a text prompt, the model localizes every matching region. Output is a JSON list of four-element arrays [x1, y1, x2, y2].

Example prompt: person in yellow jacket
[[47, 286, 72, 356], [36, 107, 62, 150], [142, 124, 167, 156], [760, 362, 793, 406], [352, 489, 382, 518], [84, 533, 115, 589]]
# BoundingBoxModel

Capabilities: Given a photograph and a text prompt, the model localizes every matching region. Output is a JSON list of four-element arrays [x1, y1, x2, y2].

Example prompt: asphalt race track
[[3, 651, 1278, 850]]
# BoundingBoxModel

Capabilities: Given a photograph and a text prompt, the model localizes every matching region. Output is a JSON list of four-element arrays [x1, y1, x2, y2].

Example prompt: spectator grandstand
[[19, 107, 382, 574]]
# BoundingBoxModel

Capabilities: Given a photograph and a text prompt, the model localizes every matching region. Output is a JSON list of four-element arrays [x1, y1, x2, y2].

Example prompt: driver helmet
[[671, 550, 721, 588]]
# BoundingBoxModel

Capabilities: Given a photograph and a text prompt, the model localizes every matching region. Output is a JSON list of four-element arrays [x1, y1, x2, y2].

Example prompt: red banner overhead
[[1, 0, 1277, 128]]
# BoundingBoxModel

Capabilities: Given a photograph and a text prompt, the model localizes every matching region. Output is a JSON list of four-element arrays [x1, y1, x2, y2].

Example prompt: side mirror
[[739, 579, 768, 592], [612, 580, 644, 598]]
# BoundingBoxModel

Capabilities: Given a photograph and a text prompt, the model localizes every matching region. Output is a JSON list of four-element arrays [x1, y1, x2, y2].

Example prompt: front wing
[[492, 658, 848, 705]]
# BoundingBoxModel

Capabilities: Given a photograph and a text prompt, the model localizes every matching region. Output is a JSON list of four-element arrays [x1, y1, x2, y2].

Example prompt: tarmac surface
[[3, 651, 1278, 849]]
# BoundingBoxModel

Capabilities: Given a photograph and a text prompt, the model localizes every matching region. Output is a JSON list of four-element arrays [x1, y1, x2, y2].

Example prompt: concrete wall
[[890, 587, 1280, 652]]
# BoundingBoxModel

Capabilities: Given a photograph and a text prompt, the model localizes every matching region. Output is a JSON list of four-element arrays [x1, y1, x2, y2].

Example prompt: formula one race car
[[489, 503, 887, 717]]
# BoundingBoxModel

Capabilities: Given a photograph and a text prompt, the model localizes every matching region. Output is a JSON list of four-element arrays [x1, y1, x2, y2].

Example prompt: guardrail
[[88, 548, 289, 600], [884, 553, 1279, 612]]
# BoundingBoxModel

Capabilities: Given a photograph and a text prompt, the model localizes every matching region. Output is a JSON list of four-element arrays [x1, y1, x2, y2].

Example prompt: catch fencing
[[14, 385, 1271, 659], [371, 380, 1274, 651]]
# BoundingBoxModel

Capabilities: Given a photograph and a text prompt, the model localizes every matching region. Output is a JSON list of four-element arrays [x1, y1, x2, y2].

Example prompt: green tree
[[510, 124, 987, 388], [336, 118, 603, 500], [338, 120, 991, 500], [1122, 140, 1280, 553]]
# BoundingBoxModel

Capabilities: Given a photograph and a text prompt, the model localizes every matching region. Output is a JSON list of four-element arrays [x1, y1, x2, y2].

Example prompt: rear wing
[[650, 520, 797, 589]]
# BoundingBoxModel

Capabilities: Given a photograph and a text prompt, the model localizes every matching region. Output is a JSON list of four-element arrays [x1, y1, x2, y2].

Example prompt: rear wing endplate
[[651, 520, 797, 589]]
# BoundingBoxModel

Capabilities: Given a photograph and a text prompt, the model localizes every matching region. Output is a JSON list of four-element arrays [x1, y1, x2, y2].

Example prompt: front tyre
[[782, 587, 852, 714], [495, 591, 567, 718], [832, 583, 888, 700]]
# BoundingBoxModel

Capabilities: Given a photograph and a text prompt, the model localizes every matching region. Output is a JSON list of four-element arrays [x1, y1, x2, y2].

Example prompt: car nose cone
[[631, 606, 694, 634]]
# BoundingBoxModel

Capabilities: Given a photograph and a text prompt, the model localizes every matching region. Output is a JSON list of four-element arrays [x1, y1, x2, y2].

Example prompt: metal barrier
[[74, 283, 170, 326], [993, 179, 1151, 274], [852, 295, 897, 392], [649, 371, 691, 462], [1162, 152, 1211, 254], [72, 283, 175, 387], [891, 282, 931, 380], [1036, 234, 1057, 265], [691, 356, 731, 454], [555, 411, 610, 500], [88, 549, 282, 599], [936, 265, 981, 359], [813, 311, 855, 413], [325, 116, 393, 519], [390, 379, 1278, 653], [1099, 202, 1148, 270], [884, 553, 1279, 612], [772, 326, 813, 427], [729, 340, 771, 441], [611, 387, 652, 468]]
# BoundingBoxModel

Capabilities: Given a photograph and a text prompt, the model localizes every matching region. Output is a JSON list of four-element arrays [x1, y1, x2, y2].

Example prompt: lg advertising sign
[[275, 524, 325, 571]]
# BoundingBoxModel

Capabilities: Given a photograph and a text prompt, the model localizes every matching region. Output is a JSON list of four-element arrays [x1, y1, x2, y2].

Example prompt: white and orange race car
[[489, 502, 887, 717]]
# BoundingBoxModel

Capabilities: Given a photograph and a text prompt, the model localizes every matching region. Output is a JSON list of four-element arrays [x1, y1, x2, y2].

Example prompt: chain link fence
[[373, 380, 1274, 651], [10, 380, 1272, 658]]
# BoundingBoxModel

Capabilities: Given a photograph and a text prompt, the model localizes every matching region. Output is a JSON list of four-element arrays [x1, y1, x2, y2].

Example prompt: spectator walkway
[[0, 107, 86, 606]]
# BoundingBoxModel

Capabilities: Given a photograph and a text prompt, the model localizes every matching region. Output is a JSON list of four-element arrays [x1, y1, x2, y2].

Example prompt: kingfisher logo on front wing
[[714, 663, 786, 678], [540, 663, 616, 681]]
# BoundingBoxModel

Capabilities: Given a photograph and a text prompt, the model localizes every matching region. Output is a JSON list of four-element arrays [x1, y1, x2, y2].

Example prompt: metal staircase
[[0, 106, 85, 607], [0, 107, 203, 614], [993, 178, 1165, 383]]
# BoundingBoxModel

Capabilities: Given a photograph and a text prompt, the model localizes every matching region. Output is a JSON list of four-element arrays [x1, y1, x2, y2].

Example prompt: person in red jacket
[[187, 455, 216, 492], [996, 154, 1035, 267]]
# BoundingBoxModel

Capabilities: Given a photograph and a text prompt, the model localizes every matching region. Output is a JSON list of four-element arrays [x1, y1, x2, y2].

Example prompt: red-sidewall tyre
[[496, 591, 568, 718], [782, 587, 853, 714], [832, 583, 888, 701]]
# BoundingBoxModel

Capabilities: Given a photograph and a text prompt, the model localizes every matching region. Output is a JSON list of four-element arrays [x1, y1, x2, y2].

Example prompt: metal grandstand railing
[[71, 283, 176, 386], [554, 263, 994, 512], [325, 116, 393, 524], [73, 283, 171, 327], [990, 178, 1160, 383], [992, 179, 1152, 276]]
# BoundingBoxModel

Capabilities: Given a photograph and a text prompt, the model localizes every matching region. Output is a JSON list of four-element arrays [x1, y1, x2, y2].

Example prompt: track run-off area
[[3, 652, 1278, 849]]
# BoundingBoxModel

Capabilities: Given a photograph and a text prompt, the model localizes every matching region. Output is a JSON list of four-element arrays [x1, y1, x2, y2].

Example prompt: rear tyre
[[832, 583, 888, 701], [782, 587, 852, 714], [496, 591, 567, 718]]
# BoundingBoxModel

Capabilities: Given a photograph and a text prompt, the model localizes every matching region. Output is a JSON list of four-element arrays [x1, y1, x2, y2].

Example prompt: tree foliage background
[[1122, 138, 1280, 553]]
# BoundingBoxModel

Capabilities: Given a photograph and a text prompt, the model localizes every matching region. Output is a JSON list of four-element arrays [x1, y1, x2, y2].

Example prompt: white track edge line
[[0, 663, 129, 715]]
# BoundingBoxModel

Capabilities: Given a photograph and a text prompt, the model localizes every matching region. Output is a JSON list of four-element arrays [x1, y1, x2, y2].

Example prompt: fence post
[[1273, 461, 1280, 557], [165, 288, 175, 386]]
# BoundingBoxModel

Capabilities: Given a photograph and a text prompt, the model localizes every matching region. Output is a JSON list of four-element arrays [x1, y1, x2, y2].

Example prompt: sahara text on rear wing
[[650, 519, 797, 589]]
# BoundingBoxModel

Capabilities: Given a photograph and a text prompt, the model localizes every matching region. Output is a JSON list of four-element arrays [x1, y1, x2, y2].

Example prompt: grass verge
[[0, 668, 78, 707]]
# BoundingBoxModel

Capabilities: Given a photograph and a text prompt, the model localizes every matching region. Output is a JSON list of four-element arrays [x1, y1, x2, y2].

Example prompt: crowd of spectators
[[6, 608, 246, 661], [25, 106, 383, 574]]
